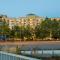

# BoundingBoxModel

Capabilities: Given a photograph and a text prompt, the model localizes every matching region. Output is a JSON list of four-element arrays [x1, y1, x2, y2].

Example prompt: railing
[[0, 51, 40, 60], [21, 50, 60, 57], [0, 50, 60, 60]]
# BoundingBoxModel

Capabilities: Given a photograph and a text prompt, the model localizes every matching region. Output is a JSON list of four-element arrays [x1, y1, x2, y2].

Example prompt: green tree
[[24, 25, 32, 41], [35, 24, 49, 40], [19, 26, 25, 41], [40, 18, 53, 40], [14, 26, 20, 40], [0, 16, 10, 41], [9, 29, 15, 41], [51, 19, 59, 40]]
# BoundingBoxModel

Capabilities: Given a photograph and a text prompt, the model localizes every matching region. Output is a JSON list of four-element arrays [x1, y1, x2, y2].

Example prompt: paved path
[[0, 41, 60, 45]]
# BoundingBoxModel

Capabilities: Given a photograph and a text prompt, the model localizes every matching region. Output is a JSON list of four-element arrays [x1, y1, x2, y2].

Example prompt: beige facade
[[8, 18, 16, 29], [51, 18, 60, 21], [16, 16, 45, 28], [0, 16, 48, 29], [1, 15, 60, 29]]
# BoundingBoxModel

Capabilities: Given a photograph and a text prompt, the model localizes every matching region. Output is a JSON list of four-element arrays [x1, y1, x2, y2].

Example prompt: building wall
[[1, 15, 60, 29]]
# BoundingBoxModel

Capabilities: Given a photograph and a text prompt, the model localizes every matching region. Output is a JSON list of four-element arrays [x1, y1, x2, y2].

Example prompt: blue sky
[[0, 0, 60, 17]]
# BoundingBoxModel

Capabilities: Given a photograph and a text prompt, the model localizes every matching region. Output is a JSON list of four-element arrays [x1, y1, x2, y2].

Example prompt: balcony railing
[[0, 51, 39, 60]]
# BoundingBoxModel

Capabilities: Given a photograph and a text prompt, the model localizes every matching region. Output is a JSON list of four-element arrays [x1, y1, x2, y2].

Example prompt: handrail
[[0, 51, 40, 60]]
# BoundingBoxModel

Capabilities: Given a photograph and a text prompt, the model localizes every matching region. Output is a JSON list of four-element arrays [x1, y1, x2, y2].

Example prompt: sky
[[0, 0, 60, 18]]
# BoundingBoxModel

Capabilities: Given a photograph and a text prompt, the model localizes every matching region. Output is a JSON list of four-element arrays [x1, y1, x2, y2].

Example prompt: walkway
[[0, 41, 60, 50], [0, 41, 60, 45]]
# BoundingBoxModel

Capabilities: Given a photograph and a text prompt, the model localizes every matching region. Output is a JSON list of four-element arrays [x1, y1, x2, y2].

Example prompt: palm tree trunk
[[50, 30, 52, 40]]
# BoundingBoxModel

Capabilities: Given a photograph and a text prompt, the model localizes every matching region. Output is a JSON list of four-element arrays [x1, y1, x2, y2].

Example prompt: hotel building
[[0, 14, 60, 30]]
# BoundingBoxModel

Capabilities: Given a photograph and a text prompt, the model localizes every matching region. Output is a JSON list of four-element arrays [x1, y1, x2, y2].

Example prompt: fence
[[0, 51, 39, 60]]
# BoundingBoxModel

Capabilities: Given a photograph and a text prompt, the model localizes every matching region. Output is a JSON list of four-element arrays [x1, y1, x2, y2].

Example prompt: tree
[[14, 26, 20, 40], [51, 19, 59, 40], [40, 18, 53, 40], [0, 17, 10, 41], [9, 29, 15, 41], [10, 26, 22, 41], [35, 24, 49, 40], [51, 19, 60, 40], [24, 25, 32, 41], [52, 30, 60, 40], [19, 26, 25, 41]]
